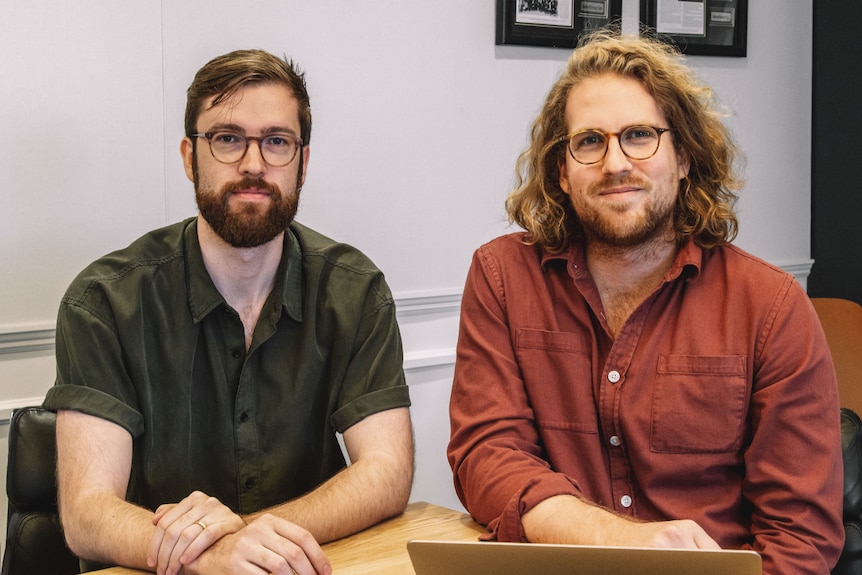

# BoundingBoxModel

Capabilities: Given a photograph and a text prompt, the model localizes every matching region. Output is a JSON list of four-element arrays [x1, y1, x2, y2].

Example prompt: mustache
[[588, 175, 649, 194], [222, 177, 281, 196]]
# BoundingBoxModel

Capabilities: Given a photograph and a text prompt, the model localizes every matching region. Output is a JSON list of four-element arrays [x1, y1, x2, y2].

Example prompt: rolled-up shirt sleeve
[[448, 245, 583, 541]]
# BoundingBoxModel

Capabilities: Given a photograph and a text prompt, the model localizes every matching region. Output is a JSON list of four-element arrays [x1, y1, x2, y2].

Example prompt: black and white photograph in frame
[[515, 1, 574, 28], [496, 0, 622, 49]]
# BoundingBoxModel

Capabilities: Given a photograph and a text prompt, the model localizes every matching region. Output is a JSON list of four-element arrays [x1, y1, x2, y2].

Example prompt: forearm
[[245, 455, 411, 543], [56, 409, 156, 569], [522, 495, 621, 545], [60, 489, 155, 569], [245, 408, 413, 543], [523, 495, 719, 550]]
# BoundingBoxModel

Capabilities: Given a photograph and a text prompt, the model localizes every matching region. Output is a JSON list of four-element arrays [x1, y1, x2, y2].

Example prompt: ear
[[558, 155, 571, 193], [180, 137, 195, 182], [299, 146, 311, 187], [677, 149, 691, 180]]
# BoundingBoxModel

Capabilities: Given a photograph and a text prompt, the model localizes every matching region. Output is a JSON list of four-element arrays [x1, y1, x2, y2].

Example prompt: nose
[[238, 138, 267, 176], [601, 135, 633, 175]]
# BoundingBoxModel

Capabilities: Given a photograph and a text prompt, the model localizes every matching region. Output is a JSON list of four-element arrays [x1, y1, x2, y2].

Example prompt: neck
[[197, 215, 283, 346], [585, 236, 678, 337]]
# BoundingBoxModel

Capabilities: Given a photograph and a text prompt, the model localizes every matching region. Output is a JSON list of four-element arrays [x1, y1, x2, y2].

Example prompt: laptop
[[407, 540, 761, 575]]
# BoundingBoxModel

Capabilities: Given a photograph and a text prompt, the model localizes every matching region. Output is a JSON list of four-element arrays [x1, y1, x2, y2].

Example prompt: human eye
[[573, 131, 605, 150], [212, 132, 244, 146], [263, 135, 293, 148], [622, 126, 658, 143]]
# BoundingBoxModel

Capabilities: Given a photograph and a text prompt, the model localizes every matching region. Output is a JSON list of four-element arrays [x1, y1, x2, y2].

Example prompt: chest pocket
[[650, 354, 748, 453], [516, 328, 597, 434]]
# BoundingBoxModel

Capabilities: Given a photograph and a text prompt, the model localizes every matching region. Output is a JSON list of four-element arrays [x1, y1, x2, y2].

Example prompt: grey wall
[[0, 0, 813, 558]]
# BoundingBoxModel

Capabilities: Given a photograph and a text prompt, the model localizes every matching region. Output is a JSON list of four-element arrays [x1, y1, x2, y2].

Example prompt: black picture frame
[[640, 0, 747, 57], [496, 0, 623, 49]]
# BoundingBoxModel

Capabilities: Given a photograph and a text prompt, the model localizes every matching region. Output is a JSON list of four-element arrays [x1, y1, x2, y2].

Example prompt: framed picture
[[640, 0, 748, 57], [496, 0, 623, 49]]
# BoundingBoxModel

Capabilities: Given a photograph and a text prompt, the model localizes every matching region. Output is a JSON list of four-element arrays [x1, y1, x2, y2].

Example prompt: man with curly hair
[[448, 28, 843, 574]]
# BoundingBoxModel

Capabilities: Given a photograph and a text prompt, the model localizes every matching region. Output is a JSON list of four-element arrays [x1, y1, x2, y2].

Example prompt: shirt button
[[620, 495, 632, 508], [609, 435, 621, 447], [232, 350, 242, 359], [608, 370, 621, 383], [239, 412, 249, 423], [245, 477, 256, 489]]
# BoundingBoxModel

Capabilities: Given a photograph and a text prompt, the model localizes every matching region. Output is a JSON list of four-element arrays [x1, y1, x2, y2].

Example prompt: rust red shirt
[[448, 233, 843, 575]]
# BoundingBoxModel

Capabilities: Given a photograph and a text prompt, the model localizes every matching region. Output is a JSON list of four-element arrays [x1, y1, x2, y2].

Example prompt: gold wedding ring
[[194, 519, 208, 530]]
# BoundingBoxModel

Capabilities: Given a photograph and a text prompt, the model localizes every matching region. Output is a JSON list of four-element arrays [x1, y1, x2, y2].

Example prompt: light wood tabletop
[[90, 501, 487, 574]]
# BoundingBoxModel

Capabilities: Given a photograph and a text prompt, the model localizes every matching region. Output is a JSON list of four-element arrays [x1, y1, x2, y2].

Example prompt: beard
[[575, 176, 676, 248], [193, 157, 301, 248]]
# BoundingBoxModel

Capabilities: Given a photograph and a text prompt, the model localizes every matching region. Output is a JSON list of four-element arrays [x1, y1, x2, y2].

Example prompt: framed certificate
[[640, 0, 748, 57]]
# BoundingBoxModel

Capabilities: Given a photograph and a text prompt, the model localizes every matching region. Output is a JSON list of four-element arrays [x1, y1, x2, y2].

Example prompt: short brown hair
[[184, 49, 312, 146], [506, 28, 742, 253]]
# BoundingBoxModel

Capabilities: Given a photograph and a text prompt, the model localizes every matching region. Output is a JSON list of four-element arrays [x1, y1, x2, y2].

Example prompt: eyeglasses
[[191, 131, 303, 167], [559, 125, 673, 165]]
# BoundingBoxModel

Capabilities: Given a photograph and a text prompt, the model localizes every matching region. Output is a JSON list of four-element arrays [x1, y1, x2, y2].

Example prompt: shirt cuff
[[485, 473, 583, 542], [43, 384, 144, 437]]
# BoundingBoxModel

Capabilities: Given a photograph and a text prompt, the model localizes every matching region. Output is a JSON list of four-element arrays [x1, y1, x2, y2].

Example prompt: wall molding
[[0, 256, 814, 364], [0, 325, 55, 356], [394, 287, 462, 317], [0, 291, 464, 357]]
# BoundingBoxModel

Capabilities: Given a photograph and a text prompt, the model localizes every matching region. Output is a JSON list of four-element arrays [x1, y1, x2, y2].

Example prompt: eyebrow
[[204, 122, 300, 137]]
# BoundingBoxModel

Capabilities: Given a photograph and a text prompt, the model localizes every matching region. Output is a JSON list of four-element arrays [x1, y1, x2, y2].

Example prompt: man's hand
[[615, 518, 721, 550], [148, 490, 246, 575], [522, 494, 721, 550], [184, 513, 332, 575]]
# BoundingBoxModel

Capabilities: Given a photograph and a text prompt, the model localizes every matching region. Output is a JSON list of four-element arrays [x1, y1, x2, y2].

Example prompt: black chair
[[2, 406, 79, 575], [834, 407, 862, 574]]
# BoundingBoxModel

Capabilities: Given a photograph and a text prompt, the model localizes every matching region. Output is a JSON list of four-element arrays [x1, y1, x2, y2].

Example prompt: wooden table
[[91, 501, 487, 574]]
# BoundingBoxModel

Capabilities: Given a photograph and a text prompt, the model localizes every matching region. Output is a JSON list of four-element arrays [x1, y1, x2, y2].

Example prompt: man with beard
[[447, 29, 844, 575], [44, 49, 413, 575]]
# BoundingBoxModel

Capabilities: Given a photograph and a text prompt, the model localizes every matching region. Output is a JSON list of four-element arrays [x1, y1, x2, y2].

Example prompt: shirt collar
[[184, 218, 303, 324], [539, 237, 703, 282]]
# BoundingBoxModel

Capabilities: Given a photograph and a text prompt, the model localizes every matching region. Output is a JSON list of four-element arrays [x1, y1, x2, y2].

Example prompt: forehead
[[564, 73, 667, 131], [197, 83, 301, 133]]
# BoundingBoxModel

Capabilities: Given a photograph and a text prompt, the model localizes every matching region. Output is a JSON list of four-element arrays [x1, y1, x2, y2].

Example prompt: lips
[[224, 177, 280, 199], [598, 185, 641, 196], [233, 188, 270, 196]]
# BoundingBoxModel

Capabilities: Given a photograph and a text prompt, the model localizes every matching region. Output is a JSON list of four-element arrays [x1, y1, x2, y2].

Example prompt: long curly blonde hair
[[506, 28, 742, 253]]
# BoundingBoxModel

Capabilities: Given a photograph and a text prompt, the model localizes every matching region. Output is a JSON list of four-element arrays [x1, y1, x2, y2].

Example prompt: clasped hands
[[147, 491, 331, 575]]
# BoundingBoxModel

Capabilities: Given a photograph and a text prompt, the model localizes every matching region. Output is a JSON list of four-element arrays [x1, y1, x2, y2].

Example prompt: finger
[[154, 511, 209, 573], [151, 491, 229, 569], [165, 519, 210, 575], [693, 529, 722, 550], [179, 515, 246, 566], [270, 521, 330, 575], [152, 503, 178, 525], [148, 509, 188, 568], [148, 495, 205, 565], [255, 542, 315, 575]]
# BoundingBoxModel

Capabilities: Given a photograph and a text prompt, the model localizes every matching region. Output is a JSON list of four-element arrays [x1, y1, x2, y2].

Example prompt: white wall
[[0, 0, 813, 554]]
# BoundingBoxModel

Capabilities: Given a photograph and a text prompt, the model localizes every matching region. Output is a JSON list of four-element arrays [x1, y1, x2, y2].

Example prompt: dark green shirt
[[44, 218, 410, 514]]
